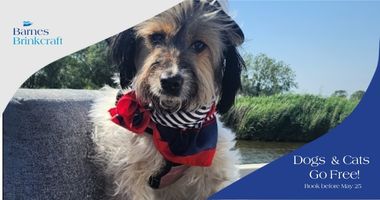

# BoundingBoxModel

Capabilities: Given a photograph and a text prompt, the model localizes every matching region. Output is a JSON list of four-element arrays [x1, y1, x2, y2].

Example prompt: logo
[[23, 21, 33, 27], [12, 21, 63, 46]]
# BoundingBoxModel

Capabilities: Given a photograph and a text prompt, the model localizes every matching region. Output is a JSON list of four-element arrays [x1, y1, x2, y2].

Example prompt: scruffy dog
[[90, 0, 245, 199]]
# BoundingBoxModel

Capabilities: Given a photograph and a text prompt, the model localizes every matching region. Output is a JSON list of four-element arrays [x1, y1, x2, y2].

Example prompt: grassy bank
[[221, 94, 359, 142]]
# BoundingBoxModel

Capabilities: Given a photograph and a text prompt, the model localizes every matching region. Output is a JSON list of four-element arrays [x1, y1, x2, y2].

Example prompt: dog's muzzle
[[160, 73, 183, 96]]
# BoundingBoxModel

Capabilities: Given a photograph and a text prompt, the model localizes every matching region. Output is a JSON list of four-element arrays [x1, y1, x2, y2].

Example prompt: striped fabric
[[151, 105, 215, 129]]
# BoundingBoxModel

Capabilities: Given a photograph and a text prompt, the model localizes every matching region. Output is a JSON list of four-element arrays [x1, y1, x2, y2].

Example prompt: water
[[235, 140, 305, 164]]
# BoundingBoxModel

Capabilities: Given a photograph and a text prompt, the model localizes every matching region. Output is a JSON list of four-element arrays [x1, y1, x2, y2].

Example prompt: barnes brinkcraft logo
[[13, 21, 63, 46], [23, 21, 33, 27]]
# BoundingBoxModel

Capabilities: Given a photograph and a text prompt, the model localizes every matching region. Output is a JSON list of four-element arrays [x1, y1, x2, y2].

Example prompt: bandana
[[108, 91, 217, 167]]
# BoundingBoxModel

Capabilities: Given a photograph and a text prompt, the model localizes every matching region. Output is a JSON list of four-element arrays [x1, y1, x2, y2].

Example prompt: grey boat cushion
[[3, 89, 106, 200]]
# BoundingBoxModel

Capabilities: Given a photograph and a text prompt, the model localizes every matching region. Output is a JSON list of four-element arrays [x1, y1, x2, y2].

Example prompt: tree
[[22, 41, 117, 89], [241, 53, 297, 96], [331, 90, 348, 98], [350, 90, 365, 100]]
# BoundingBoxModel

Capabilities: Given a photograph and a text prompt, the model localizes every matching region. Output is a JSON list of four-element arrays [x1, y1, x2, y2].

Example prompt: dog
[[90, 0, 245, 199]]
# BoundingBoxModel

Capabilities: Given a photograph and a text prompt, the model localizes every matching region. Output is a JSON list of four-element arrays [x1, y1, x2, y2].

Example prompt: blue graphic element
[[211, 42, 380, 199], [23, 21, 32, 27]]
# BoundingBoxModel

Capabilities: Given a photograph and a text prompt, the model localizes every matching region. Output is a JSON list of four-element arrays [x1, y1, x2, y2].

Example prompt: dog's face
[[111, 0, 245, 113]]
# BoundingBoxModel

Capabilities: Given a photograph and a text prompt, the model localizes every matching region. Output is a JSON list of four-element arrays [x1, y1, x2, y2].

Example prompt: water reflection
[[235, 140, 305, 164]]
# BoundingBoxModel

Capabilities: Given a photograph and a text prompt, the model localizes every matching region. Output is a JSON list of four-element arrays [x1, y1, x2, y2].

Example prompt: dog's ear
[[217, 23, 245, 114], [214, 9, 245, 114], [217, 45, 245, 114], [110, 28, 137, 89]]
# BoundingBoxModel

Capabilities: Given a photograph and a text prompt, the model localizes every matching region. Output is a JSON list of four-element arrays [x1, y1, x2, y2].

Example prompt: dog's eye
[[150, 33, 165, 45], [191, 41, 207, 53]]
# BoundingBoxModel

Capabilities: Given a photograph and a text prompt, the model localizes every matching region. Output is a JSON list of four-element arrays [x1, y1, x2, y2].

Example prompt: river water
[[235, 140, 305, 164]]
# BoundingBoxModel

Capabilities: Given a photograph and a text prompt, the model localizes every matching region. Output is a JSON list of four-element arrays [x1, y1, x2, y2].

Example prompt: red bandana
[[108, 91, 218, 167]]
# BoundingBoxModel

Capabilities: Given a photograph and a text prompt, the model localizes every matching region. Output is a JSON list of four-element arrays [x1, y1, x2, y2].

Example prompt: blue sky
[[229, 1, 380, 96]]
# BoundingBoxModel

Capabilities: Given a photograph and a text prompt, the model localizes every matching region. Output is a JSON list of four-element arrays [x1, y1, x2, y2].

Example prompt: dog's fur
[[90, 1, 245, 199]]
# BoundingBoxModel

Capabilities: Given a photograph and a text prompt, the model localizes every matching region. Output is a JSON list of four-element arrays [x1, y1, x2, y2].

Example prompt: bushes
[[221, 94, 359, 142], [22, 41, 117, 89]]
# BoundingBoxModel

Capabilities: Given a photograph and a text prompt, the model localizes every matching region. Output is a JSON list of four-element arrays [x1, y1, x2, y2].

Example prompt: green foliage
[[22, 41, 117, 89], [350, 90, 365, 100], [221, 94, 359, 142], [331, 90, 348, 98], [241, 53, 298, 96]]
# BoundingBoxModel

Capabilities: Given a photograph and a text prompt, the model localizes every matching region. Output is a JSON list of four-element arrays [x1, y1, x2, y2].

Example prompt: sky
[[229, 0, 380, 96]]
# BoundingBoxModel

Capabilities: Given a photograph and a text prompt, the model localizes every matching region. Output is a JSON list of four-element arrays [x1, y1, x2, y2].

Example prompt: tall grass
[[221, 94, 359, 142]]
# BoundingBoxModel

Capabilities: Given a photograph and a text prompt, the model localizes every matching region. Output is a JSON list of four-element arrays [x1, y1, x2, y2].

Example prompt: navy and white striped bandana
[[151, 105, 216, 129]]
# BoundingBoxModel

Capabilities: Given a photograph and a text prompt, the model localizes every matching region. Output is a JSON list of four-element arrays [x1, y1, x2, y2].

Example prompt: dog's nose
[[160, 74, 183, 96]]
